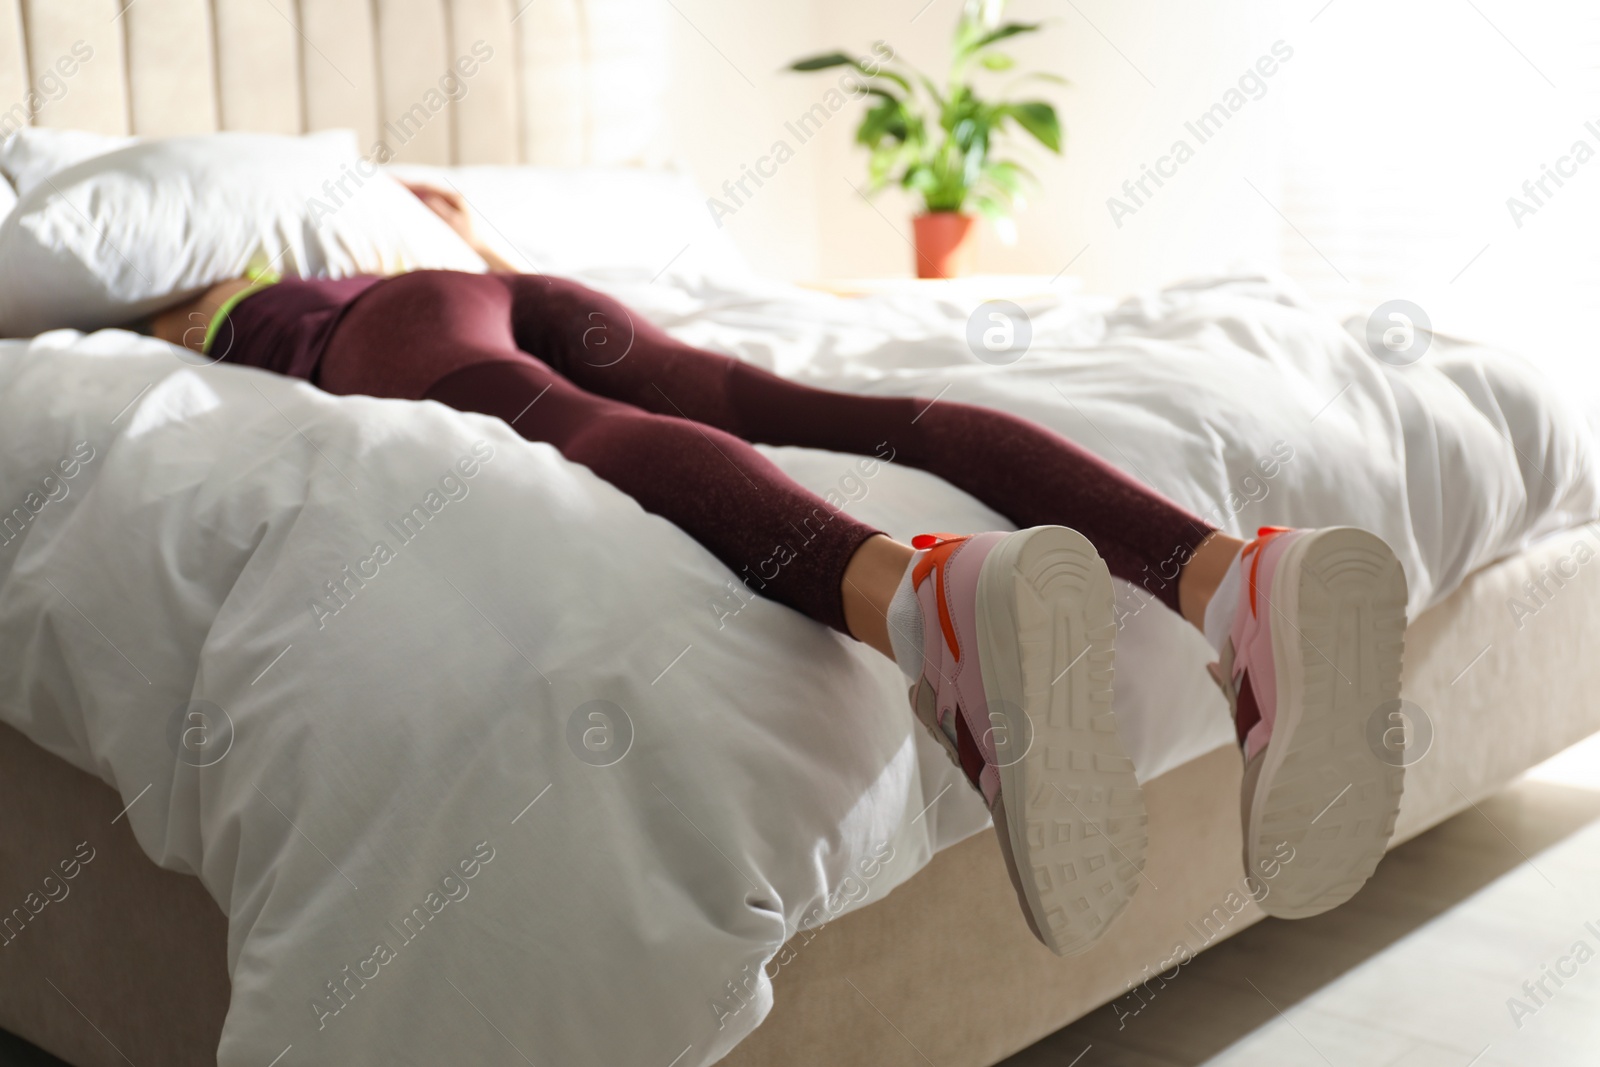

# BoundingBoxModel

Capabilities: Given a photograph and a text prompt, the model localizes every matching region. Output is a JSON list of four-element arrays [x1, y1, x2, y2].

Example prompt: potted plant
[[790, 0, 1064, 279]]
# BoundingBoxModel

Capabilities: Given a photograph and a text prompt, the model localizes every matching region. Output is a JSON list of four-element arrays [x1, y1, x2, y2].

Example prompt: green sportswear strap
[[202, 266, 282, 355]]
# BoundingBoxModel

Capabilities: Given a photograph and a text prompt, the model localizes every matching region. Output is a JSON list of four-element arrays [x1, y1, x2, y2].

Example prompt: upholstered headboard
[[0, 0, 665, 165]]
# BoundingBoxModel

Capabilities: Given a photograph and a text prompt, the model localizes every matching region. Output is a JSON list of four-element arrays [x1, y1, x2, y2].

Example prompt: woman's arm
[[401, 182, 523, 273], [144, 277, 257, 353]]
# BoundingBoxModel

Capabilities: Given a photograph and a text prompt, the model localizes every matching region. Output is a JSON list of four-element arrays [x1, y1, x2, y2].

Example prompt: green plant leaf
[[789, 52, 858, 71], [1005, 100, 1062, 152], [904, 166, 939, 196], [1009, 71, 1070, 86], [867, 66, 913, 92], [975, 195, 1018, 243], [857, 96, 913, 148], [980, 52, 1015, 71], [950, 115, 980, 150], [982, 159, 1027, 194], [959, 21, 1042, 57], [974, 194, 1008, 221]]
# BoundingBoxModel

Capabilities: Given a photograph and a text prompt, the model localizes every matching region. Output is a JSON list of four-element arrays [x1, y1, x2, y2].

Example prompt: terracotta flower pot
[[912, 212, 978, 279]]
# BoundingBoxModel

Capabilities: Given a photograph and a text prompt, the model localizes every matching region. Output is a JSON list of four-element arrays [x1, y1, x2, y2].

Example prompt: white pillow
[[0, 130, 486, 337], [0, 175, 14, 223], [384, 163, 751, 280], [0, 127, 138, 197]]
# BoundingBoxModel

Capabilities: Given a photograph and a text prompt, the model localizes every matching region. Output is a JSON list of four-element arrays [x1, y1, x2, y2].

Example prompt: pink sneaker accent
[[904, 527, 1146, 956], [908, 531, 1007, 806], [1214, 525, 1409, 920], [1226, 525, 1305, 762]]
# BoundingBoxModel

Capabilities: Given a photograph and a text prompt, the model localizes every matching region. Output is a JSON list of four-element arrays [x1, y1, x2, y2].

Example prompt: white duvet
[[0, 272, 1593, 1067]]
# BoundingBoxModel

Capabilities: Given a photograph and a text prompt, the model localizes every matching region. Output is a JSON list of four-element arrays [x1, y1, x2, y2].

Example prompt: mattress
[[0, 270, 1593, 1066]]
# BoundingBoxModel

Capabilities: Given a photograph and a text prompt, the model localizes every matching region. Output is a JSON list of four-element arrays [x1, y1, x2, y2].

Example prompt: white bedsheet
[[0, 272, 1592, 1067]]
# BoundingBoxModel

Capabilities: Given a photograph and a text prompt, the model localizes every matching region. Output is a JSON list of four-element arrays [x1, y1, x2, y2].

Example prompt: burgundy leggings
[[315, 271, 1215, 633]]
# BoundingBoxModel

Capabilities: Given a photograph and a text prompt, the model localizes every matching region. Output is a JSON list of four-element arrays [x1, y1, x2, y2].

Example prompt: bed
[[2, 4, 1598, 1067]]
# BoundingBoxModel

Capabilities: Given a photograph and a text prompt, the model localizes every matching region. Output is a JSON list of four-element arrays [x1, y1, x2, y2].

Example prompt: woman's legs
[[317, 271, 889, 635], [311, 271, 1214, 955], [840, 535, 916, 659], [1181, 531, 1249, 629], [320, 271, 1250, 644], [490, 273, 1235, 627], [309, 270, 1410, 951]]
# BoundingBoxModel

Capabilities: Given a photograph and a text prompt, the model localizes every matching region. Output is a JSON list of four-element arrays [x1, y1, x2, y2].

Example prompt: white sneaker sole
[[1247, 526, 1408, 919], [974, 526, 1147, 956]]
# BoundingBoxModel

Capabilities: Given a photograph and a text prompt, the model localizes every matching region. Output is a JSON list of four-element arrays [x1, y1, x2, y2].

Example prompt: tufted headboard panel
[[0, 0, 666, 165]]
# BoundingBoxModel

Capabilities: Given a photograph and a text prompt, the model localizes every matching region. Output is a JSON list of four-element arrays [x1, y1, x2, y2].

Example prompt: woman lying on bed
[[140, 185, 1409, 958]]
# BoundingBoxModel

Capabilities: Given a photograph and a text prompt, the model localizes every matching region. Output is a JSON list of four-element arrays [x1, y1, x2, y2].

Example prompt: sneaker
[[1214, 526, 1408, 919], [905, 527, 1146, 956]]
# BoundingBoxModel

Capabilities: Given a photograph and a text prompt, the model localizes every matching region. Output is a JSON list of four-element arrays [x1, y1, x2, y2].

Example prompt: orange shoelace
[[911, 533, 970, 662], [1241, 525, 1293, 618]]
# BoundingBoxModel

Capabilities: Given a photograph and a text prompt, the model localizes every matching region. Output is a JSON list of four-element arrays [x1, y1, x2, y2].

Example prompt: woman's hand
[[403, 182, 478, 246], [401, 182, 520, 273]]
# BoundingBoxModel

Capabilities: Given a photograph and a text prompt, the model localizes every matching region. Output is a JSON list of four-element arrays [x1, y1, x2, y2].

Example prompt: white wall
[[657, 0, 829, 279], [660, 0, 1600, 404], [1272, 0, 1600, 396]]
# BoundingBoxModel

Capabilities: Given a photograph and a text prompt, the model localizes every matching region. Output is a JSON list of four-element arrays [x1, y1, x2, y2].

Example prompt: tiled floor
[[1000, 734, 1600, 1067]]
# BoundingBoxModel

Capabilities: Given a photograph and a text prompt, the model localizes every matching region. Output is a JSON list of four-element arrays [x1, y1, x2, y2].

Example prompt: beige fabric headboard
[[0, 0, 666, 166]]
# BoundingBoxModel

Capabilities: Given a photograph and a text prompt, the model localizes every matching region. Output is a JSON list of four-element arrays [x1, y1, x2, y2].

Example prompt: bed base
[[4, 525, 1599, 1066]]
